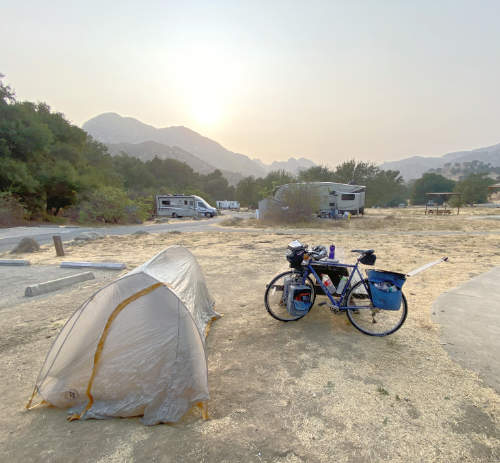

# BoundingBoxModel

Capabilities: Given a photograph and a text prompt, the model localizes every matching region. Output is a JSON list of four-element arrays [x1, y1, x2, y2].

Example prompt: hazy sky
[[3, 0, 500, 165]]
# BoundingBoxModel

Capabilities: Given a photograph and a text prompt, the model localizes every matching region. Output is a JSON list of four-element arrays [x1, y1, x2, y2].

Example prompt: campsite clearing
[[0, 214, 499, 462]]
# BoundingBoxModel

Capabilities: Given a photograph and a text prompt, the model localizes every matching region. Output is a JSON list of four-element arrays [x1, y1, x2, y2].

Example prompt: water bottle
[[329, 245, 335, 260], [336, 276, 348, 294], [321, 274, 336, 294]]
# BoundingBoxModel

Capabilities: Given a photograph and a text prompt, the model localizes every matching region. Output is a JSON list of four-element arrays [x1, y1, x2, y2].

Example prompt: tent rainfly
[[26, 246, 219, 425]]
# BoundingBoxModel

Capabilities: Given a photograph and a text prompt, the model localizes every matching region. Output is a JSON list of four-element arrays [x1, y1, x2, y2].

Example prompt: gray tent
[[26, 246, 219, 425]]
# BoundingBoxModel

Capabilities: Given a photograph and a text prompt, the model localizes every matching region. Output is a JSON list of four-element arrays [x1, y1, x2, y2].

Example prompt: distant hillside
[[107, 141, 215, 173], [83, 113, 317, 179], [380, 142, 500, 181], [428, 160, 500, 181], [265, 157, 316, 175], [83, 113, 267, 178], [107, 141, 244, 185]]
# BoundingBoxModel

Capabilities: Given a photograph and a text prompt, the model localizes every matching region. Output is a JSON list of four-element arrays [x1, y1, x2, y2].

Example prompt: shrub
[[77, 186, 148, 224], [0, 192, 28, 226], [220, 216, 244, 227], [264, 184, 320, 224]]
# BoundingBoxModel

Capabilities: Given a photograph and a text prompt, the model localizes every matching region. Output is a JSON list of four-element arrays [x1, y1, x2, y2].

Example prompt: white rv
[[274, 182, 366, 216], [216, 200, 240, 210], [155, 195, 217, 218]]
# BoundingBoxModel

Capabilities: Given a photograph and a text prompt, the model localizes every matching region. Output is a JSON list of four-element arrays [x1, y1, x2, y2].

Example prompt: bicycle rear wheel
[[344, 279, 407, 336], [264, 271, 316, 322]]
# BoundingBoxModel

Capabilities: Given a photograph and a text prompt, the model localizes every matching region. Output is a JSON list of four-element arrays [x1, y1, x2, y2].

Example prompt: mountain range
[[83, 113, 315, 181], [83, 113, 499, 183], [380, 142, 500, 181]]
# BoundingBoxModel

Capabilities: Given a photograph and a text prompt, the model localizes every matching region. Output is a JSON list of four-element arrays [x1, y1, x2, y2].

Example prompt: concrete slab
[[0, 259, 30, 266], [0, 265, 118, 310], [60, 261, 126, 270], [432, 266, 500, 392], [25, 272, 95, 297]]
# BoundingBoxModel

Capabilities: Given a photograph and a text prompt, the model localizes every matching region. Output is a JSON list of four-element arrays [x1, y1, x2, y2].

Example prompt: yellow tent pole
[[196, 402, 209, 420], [68, 282, 163, 422], [25, 386, 38, 410]]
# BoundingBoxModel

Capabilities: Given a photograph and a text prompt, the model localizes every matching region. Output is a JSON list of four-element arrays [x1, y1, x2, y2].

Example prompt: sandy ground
[[1, 213, 500, 462]]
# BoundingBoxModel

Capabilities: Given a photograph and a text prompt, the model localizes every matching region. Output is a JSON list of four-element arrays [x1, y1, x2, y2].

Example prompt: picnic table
[[425, 207, 452, 215], [425, 192, 462, 215]]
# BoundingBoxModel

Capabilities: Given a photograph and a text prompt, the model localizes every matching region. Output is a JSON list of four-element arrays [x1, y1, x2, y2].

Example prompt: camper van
[[274, 182, 365, 216], [156, 195, 217, 218]]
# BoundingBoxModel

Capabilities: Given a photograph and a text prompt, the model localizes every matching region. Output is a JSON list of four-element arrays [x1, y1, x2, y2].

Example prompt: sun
[[191, 95, 223, 128]]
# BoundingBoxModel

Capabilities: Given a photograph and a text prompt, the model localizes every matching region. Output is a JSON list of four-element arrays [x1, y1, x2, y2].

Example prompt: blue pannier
[[367, 269, 406, 310], [286, 284, 312, 316]]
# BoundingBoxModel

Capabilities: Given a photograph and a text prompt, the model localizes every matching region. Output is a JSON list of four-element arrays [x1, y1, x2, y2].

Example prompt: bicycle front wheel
[[264, 270, 316, 322], [345, 279, 408, 336]]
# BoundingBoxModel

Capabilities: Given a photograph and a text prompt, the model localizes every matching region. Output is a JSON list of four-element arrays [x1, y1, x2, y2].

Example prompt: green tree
[[39, 160, 79, 215], [297, 165, 334, 182], [453, 173, 495, 205], [200, 169, 233, 201], [112, 153, 156, 192], [235, 176, 262, 208], [410, 173, 456, 205], [259, 170, 295, 198], [333, 160, 378, 185], [365, 170, 408, 207]]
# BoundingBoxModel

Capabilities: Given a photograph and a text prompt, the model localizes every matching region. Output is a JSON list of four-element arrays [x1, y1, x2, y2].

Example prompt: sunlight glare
[[190, 94, 223, 128], [171, 44, 240, 130]]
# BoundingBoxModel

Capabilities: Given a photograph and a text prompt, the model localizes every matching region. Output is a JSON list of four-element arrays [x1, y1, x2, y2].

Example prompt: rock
[[10, 238, 40, 254], [73, 231, 103, 242]]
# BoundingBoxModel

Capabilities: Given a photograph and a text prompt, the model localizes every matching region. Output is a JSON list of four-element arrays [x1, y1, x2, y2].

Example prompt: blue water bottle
[[329, 245, 335, 260]]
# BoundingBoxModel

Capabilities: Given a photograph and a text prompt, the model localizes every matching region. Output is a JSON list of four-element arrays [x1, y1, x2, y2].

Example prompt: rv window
[[161, 200, 170, 206], [329, 202, 336, 207], [184, 200, 187, 205], [341, 194, 356, 201]]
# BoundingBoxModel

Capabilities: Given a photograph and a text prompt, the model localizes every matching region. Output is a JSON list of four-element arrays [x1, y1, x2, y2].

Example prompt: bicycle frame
[[301, 260, 371, 310]]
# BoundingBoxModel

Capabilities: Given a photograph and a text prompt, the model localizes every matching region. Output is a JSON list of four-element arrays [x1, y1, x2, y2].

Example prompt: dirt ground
[[1, 211, 500, 462]]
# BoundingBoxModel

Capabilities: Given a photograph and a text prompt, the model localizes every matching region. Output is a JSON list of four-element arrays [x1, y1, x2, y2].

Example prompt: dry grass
[[220, 206, 500, 233], [1, 222, 499, 462], [219, 216, 245, 227]]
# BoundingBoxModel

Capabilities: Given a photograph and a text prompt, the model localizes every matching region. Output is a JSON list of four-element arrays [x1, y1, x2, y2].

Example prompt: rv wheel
[[205, 212, 212, 218], [171, 213, 177, 218]]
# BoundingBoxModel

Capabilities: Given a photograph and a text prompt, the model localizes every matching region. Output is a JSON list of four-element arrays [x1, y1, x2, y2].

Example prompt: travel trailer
[[273, 182, 366, 216], [155, 194, 217, 218], [216, 200, 240, 210]]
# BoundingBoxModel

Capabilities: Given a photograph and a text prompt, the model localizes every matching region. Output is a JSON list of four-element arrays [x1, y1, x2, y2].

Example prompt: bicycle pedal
[[329, 305, 342, 314]]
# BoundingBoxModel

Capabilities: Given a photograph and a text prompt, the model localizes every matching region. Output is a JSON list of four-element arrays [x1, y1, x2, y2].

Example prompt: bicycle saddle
[[351, 249, 374, 255]]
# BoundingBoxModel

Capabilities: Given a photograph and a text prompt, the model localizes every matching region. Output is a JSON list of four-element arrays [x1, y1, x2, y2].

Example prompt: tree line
[[1, 76, 495, 225], [0, 77, 236, 224], [409, 172, 496, 206]]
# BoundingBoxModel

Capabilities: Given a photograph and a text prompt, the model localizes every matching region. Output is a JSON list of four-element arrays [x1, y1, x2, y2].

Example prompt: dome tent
[[26, 246, 219, 425]]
